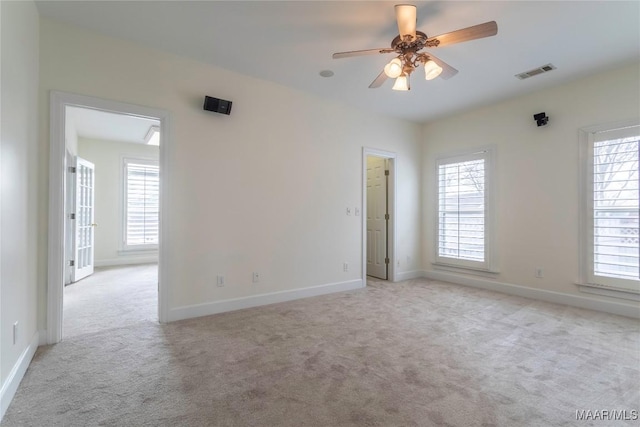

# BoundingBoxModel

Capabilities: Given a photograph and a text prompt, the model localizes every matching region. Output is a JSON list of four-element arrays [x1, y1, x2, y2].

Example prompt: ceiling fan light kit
[[332, 4, 498, 90], [392, 73, 410, 91], [423, 59, 443, 80], [384, 57, 404, 78]]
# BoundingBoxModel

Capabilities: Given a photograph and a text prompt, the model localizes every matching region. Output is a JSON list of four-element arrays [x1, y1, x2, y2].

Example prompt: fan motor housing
[[391, 31, 434, 51]]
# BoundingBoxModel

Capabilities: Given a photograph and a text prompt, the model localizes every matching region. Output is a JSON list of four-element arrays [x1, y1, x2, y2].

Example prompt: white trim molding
[[0, 331, 39, 420], [38, 330, 49, 346], [423, 269, 640, 319], [393, 270, 425, 282], [94, 257, 158, 267], [48, 92, 66, 344], [168, 279, 363, 322], [48, 91, 171, 344], [578, 284, 640, 302]]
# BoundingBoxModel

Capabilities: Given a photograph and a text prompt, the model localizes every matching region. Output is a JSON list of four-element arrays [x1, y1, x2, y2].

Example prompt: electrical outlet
[[216, 275, 225, 287], [13, 321, 18, 345], [354, 208, 360, 216], [252, 272, 260, 283], [535, 268, 544, 279], [346, 207, 351, 216], [343, 262, 349, 272]]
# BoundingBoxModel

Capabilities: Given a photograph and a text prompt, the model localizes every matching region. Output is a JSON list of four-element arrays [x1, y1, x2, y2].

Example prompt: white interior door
[[72, 156, 95, 282], [367, 156, 388, 279]]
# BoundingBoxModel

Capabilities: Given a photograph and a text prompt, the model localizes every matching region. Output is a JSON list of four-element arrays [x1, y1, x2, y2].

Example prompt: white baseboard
[[168, 279, 364, 322], [423, 270, 640, 319], [0, 331, 39, 421], [38, 330, 48, 346], [578, 284, 640, 302], [393, 270, 425, 282], [95, 256, 158, 267]]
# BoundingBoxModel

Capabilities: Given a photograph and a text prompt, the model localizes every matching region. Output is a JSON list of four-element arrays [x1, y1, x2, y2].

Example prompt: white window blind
[[590, 127, 639, 290], [124, 159, 159, 248], [437, 152, 489, 269]]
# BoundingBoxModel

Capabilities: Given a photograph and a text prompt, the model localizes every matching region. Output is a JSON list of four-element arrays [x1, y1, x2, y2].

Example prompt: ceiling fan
[[332, 4, 498, 90]]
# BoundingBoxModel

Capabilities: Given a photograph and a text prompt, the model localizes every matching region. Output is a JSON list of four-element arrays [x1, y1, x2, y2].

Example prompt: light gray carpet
[[63, 264, 157, 338], [4, 277, 639, 426]]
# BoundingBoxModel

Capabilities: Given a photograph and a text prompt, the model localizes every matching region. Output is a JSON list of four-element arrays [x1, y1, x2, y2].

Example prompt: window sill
[[432, 262, 500, 277], [118, 247, 159, 256], [577, 283, 640, 302]]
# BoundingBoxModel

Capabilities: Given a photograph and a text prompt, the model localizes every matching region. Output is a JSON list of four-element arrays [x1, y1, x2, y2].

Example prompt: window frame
[[579, 120, 640, 296], [433, 147, 496, 272], [121, 157, 160, 252]]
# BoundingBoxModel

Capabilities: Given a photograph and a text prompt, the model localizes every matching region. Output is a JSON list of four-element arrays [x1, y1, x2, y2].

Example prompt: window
[[436, 149, 493, 271], [582, 123, 639, 294], [123, 158, 159, 249]]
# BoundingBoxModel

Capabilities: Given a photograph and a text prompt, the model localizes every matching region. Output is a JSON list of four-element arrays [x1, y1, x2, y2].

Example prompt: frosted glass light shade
[[384, 58, 403, 78], [392, 74, 410, 91], [424, 60, 443, 80]]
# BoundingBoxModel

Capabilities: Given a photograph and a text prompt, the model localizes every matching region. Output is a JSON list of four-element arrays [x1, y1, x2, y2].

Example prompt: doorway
[[47, 92, 170, 344], [362, 148, 396, 283], [63, 105, 162, 338], [366, 156, 389, 279]]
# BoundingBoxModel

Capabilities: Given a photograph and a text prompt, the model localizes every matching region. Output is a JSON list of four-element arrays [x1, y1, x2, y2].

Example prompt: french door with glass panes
[[71, 156, 95, 282]]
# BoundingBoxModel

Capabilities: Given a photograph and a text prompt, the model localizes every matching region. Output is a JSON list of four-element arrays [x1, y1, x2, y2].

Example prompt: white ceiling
[[67, 106, 160, 144], [38, 1, 640, 123]]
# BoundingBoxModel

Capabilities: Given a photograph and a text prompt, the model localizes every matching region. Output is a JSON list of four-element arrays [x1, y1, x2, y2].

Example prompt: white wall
[[422, 63, 640, 311], [0, 0, 40, 417], [39, 18, 422, 320], [78, 137, 159, 266]]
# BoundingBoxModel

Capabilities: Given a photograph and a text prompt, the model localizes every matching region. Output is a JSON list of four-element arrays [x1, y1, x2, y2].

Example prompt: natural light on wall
[[145, 125, 160, 146]]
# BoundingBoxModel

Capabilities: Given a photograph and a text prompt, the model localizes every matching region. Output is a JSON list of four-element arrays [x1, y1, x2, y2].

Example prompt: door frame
[[362, 147, 396, 283], [47, 91, 171, 344]]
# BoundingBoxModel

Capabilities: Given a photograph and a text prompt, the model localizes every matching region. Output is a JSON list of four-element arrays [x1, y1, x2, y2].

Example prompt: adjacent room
[[63, 106, 160, 338], [1, 1, 638, 425]]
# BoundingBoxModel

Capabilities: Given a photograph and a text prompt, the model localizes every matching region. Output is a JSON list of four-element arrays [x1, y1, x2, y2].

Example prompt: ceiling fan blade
[[395, 4, 417, 41], [332, 48, 394, 59], [426, 21, 498, 47], [369, 70, 388, 88], [425, 53, 459, 80]]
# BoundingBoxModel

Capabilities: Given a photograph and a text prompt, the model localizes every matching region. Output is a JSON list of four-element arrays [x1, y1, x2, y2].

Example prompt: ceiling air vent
[[515, 63, 556, 80]]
